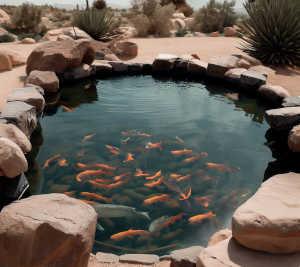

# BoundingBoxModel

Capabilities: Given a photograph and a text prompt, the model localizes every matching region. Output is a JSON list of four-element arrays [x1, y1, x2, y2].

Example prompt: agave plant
[[240, 0, 300, 66], [73, 8, 119, 40]]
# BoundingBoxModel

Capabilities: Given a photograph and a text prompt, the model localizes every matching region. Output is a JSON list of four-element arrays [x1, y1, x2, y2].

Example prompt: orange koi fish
[[171, 149, 193, 156], [206, 162, 238, 173], [146, 170, 162, 180], [94, 163, 116, 171], [144, 194, 170, 205], [194, 196, 211, 208], [58, 159, 68, 167], [76, 169, 105, 182], [161, 213, 185, 228], [105, 145, 120, 156], [188, 211, 216, 224], [144, 177, 164, 188], [80, 192, 112, 203], [43, 154, 61, 169], [135, 169, 150, 177], [61, 105, 74, 112], [170, 173, 182, 180], [113, 173, 129, 181], [93, 178, 111, 184], [146, 142, 162, 150], [179, 187, 192, 201], [76, 162, 88, 169], [110, 229, 150, 241], [89, 180, 125, 190], [183, 152, 208, 164], [176, 174, 192, 182], [123, 153, 134, 163], [81, 133, 96, 143]]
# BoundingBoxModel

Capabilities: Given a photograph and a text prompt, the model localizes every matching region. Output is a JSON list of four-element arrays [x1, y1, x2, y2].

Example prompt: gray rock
[[119, 254, 159, 265], [1, 101, 37, 137], [0, 137, 28, 178], [94, 252, 119, 263], [108, 61, 128, 73], [170, 246, 203, 267], [0, 123, 31, 153], [288, 125, 300, 152], [265, 107, 300, 130], [282, 96, 300, 107], [187, 59, 208, 76], [26, 70, 59, 93], [258, 84, 290, 104], [240, 70, 267, 89], [152, 54, 178, 74], [6, 87, 45, 113], [198, 238, 300, 267], [207, 55, 239, 78], [92, 60, 112, 75], [63, 64, 94, 81]]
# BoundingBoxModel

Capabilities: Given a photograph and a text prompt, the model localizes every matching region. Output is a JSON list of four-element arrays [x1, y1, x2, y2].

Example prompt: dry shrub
[[131, 14, 151, 37]]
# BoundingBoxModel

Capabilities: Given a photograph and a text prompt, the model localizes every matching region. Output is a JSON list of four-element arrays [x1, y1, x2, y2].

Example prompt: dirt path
[[0, 37, 299, 111]]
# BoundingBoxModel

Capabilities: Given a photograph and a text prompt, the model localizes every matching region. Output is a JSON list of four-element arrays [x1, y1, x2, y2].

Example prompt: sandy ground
[[0, 37, 299, 110]]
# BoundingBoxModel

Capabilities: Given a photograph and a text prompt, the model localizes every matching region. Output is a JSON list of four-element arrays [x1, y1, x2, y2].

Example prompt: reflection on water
[[26, 76, 293, 255]]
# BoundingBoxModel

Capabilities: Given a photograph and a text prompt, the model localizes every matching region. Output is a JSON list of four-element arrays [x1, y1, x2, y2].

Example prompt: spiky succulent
[[240, 0, 300, 66]]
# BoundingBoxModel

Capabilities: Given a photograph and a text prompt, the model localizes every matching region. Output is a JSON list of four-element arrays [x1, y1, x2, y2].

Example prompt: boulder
[[26, 70, 59, 93], [0, 137, 28, 178], [171, 18, 186, 31], [0, 48, 26, 66], [240, 70, 267, 89], [128, 62, 143, 75], [234, 54, 262, 66], [26, 39, 95, 74], [209, 31, 220, 37], [118, 26, 138, 39], [152, 54, 179, 74], [258, 84, 290, 104], [187, 59, 208, 76], [225, 68, 247, 83], [111, 41, 138, 60], [21, 37, 36, 44], [194, 32, 206, 37], [237, 59, 251, 69], [249, 65, 275, 77], [42, 27, 92, 41], [232, 173, 300, 254], [119, 254, 159, 265], [197, 238, 300, 267], [282, 96, 300, 107], [173, 12, 186, 19], [207, 55, 239, 78], [207, 229, 232, 247], [90, 40, 112, 60], [170, 246, 203, 267], [265, 107, 300, 130], [108, 61, 128, 73], [0, 9, 10, 25], [57, 34, 73, 41], [288, 125, 300, 152], [0, 52, 12, 71], [224, 26, 237, 37], [1, 101, 37, 137], [63, 64, 94, 81], [0, 193, 97, 267], [0, 123, 31, 153], [6, 86, 45, 113], [104, 53, 120, 61], [92, 60, 113, 75]]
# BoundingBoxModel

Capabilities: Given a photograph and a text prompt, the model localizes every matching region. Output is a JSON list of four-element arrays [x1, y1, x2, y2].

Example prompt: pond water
[[28, 76, 273, 255]]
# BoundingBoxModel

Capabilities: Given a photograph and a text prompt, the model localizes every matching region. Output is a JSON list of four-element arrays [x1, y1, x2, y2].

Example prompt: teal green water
[[30, 76, 272, 255]]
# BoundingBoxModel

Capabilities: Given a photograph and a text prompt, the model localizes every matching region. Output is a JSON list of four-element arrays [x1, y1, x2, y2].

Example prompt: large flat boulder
[[288, 125, 300, 152], [1, 101, 37, 137], [187, 59, 208, 76], [282, 96, 300, 107], [0, 137, 28, 178], [240, 70, 267, 89], [0, 193, 97, 267], [265, 107, 300, 130], [0, 123, 31, 153], [26, 70, 59, 93], [258, 84, 290, 104], [152, 54, 179, 74], [232, 173, 300, 254], [207, 55, 239, 78], [6, 87, 45, 113], [26, 39, 95, 75], [197, 238, 300, 267], [42, 27, 92, 42]]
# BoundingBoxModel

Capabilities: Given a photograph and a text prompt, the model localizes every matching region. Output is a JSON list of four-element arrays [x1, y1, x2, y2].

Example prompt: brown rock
[[258, 84, 290, 104], [207, 55, 239, 78], [0, 48, 26, 67], [111, 41, 138, 60], [26, 39, 95, 74], [198, 238, 300, 267], [225, 68, 247, 82], [0, 193, 97, 267], [63, 64, 94, 81], [240, 70, 267, 89], [232, 173, 300, 254], [0, 52, 12, 71], [42, 27, 92, 41], [170, 246, 203, 267], [0, 9, 10, 25], [187, 59, 208, 76], [0, 137, 28, 178], [104, 53, 120, 61], [249, 65, 275, 77], [21, 37, 36, 44], [0, 123, 32, 153], [234, 54, 262, 66], [208, 229, 232, 246], [210, 31, 220, 37], [152, 54, 178, 73], [288, 125, 300, 152], [224, 26, 237, 37], [237, 59, 251, 69], [26, 70, 59, 93]]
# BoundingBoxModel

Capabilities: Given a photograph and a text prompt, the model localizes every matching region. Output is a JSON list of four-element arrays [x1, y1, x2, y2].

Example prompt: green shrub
[[8, 4, 42, 34], [192, 0, 236, 33], [241, 0, 300, 66], [0, 33, 15, 43], [73, 8, 119, 40]]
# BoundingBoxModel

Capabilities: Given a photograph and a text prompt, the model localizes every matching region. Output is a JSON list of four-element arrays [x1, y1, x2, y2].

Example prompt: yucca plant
[[73, 8, 119, 40], [241, 0, 300, 66]]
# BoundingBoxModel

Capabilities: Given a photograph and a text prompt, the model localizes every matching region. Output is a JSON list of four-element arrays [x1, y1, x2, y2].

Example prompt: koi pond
[[28, 75, 274, 255]]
